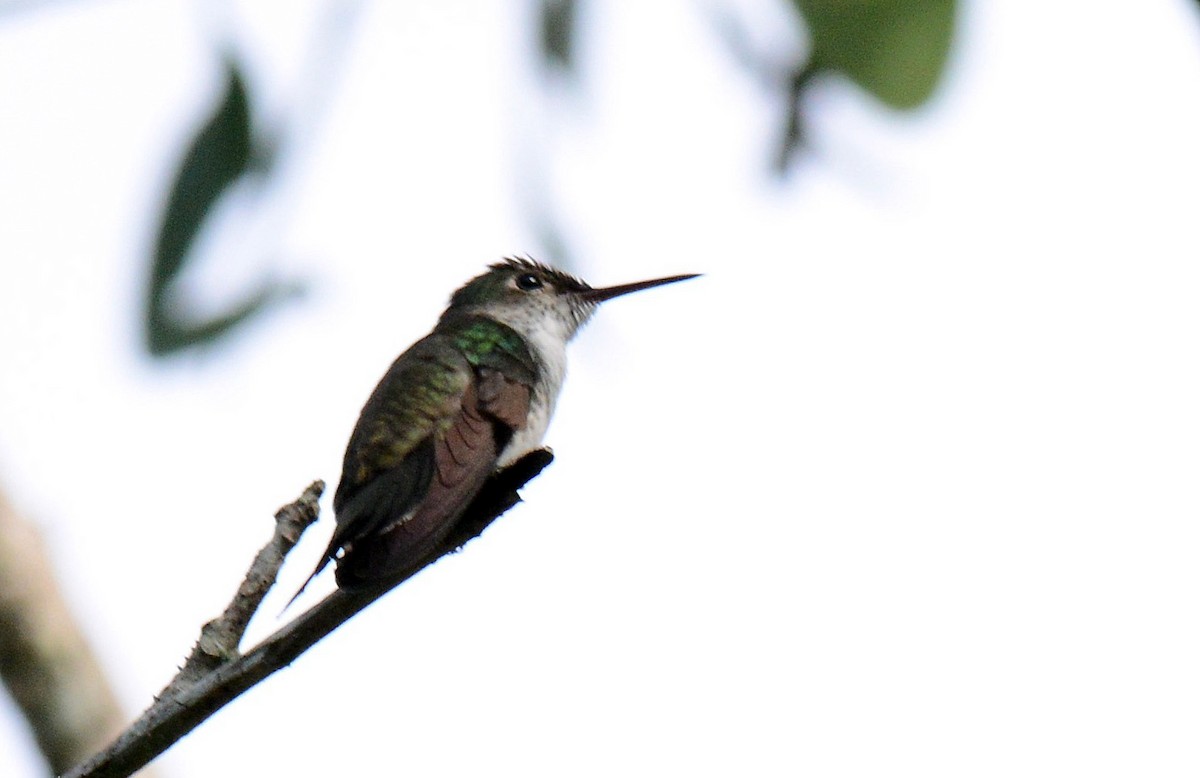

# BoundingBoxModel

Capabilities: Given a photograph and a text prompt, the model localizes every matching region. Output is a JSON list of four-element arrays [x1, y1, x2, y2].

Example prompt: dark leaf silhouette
[[145, 58, 289, 356], [540, 0, 577, 72]]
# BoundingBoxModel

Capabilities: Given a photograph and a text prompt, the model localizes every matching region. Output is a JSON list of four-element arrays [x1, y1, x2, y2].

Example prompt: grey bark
[[64, 448, 552, 778]]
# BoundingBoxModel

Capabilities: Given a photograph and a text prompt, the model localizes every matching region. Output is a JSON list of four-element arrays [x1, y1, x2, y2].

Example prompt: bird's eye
[[515, 273, 543, 291]]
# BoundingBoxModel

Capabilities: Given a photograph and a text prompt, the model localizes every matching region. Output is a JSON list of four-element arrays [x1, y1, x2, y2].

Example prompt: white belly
[[497, 324, 567, 467]]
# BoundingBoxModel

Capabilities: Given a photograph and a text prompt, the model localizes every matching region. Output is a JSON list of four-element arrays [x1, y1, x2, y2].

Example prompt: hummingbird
[[291, 257, 698, 600]]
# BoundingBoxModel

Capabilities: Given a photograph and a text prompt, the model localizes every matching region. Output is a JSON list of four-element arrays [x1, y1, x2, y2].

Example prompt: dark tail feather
[[281, 552, 334, 615]]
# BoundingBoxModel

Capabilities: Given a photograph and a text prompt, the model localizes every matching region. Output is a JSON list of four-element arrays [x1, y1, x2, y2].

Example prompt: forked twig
[[64, 449, 553, 778]]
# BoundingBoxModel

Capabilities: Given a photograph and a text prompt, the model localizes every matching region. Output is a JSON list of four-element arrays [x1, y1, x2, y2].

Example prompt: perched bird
[[292, 257, 697, 600]]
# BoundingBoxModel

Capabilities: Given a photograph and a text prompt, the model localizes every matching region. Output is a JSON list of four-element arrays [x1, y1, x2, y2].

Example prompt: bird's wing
[[331, 336, 473, 542], [339, 378, 504, 584], [475, 365, 533, 429], [287, 319, 539, 597], [285, 336, 470, 603], [334, 382, 535, 585]]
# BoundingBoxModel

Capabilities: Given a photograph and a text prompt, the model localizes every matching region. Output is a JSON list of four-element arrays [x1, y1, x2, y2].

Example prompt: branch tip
[[66, 455, 549, 778]]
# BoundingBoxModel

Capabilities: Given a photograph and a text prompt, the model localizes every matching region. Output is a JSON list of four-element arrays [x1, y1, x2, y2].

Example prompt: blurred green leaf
[[145, 58, 286, 356], [794, 0, 955, 109], [540, 0, 577, 71]]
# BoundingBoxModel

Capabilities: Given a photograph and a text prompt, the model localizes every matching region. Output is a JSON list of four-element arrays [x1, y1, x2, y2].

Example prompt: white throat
[[489, 302, 584, 467]]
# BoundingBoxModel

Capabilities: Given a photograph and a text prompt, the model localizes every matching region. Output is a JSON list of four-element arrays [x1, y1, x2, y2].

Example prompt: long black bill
[[578, 273, 700, 304]]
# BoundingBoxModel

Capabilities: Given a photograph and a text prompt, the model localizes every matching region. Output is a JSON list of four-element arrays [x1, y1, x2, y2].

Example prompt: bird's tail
[[280, 552, 334, 615]]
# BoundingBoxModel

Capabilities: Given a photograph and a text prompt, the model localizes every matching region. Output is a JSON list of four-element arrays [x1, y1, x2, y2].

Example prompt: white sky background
[[2, 0, 1199, 776]]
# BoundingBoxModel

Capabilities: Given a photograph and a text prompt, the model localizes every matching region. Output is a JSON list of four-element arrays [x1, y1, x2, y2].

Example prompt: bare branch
[[65, 448, 553, 778], [165, 479, 324, 695]]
